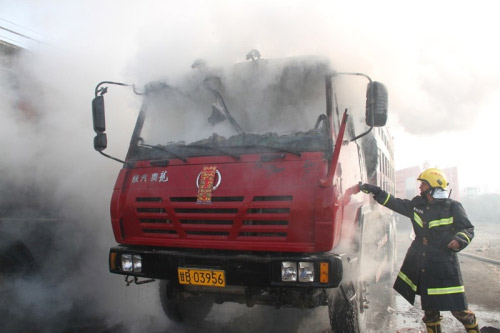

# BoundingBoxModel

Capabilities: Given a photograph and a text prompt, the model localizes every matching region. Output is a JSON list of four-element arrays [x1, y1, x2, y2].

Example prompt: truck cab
[[92, 52, 393, 332]]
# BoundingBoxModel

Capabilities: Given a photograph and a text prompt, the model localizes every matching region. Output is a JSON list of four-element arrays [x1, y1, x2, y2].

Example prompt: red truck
[[92, 52, 395, 332]]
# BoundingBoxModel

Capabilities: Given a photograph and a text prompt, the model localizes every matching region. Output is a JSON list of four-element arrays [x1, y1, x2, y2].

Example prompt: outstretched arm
[[359, 183, 414, 218]]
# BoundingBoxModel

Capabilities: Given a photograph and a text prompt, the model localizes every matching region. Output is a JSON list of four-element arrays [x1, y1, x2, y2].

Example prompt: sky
[[1, 0, 500, 196]]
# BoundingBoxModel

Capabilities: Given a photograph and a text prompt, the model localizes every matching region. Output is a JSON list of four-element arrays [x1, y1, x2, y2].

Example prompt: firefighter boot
[[452, 310, 480, 333], [425, 321, 442, 333], [423, 311, 442, 333], [463, 320, 479, 333]]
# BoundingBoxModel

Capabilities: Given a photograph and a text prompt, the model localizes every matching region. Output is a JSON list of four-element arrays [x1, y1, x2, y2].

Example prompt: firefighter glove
[[359, 183, 381, 195]]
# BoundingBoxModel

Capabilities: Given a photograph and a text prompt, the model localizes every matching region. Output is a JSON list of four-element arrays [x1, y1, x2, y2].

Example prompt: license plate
[[177, 268, 226, 287]]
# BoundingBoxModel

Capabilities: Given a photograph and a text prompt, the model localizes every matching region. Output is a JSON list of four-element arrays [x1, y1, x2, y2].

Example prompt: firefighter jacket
[[373, 190, 474, 311]]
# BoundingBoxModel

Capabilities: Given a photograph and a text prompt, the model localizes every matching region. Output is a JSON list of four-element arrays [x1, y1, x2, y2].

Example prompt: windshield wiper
[[177, 144, 241, 160], [202, 77, 244, 133], [239, 144, 301, 157], [139, 143, 188, 162]]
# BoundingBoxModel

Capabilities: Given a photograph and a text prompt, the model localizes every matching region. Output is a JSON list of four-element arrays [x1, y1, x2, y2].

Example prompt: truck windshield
[[131, 58, 331, 160]]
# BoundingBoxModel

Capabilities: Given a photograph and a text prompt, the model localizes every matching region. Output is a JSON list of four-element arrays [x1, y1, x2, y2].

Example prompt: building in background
[[0, 39, 21, 56], [442, 166, 459, 200], [395, 165, 460, 200], [464, 187, 480, 197], [0, 18, 43, 50], [395, 166, 421, 199], [374, 127, 396, 194]]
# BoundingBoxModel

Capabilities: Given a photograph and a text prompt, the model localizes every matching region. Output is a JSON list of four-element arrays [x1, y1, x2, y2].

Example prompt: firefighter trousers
[[423, 310, 479, 332]]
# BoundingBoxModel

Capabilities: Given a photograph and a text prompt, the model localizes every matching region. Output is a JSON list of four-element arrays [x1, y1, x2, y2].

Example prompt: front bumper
[[109, 246, 343, 288]]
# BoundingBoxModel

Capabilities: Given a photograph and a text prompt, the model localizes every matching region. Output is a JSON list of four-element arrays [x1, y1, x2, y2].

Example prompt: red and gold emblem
[[197, 166, 218, 204]]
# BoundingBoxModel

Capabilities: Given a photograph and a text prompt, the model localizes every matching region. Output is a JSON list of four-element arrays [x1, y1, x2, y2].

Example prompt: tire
[[0, 241, 37, 276], [328, 282, 365, 333], [159, 280, 214, 323]]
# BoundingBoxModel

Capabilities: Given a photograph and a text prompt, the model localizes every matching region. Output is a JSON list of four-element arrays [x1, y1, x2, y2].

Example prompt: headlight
[[121, 254, 133, 272], [281, 261, 297, 281], [121, 254, 142, 272], [132, 254, 142, 272], [298, 262, 314, 282]]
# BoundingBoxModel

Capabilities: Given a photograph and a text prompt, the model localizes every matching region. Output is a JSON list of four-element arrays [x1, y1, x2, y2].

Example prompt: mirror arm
[[95, 81, 134, 97], [335, 72, 372, 83], [331, 71, 385, 139], [331, 72, 373, 142], [350, 125, 373, 142], [99, 151, 127, 165], [93, 80, 138, 164]]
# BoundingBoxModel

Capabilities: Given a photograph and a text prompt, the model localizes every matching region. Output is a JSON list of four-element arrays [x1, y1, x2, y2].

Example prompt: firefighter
[[360, 168, 479, 333]]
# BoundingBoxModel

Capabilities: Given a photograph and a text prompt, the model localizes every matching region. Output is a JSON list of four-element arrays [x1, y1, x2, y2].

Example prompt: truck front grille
[[133, 195, 292, 240]]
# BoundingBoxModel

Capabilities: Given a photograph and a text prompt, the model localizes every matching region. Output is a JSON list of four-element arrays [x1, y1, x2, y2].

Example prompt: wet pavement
[[3, 222, 499, 332]]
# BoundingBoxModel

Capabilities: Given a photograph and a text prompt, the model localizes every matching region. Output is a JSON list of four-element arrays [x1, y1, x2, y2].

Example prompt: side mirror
[[92, 96, 106, 133], [94, 133, 107, 152], [365, 81, 388, 127]]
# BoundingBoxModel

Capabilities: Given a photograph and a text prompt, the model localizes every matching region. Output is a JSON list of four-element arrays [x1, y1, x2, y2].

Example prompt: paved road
[[3, 222, 498, 332]]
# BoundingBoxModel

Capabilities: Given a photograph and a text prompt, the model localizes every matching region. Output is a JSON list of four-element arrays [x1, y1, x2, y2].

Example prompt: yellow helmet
[[417, 168, 448, 190]]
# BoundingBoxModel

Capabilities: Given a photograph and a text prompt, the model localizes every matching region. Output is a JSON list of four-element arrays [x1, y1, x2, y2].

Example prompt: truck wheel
[[0, 241, 37, 276], [328, 282, 364, 333], [159, 280, 214, 323]]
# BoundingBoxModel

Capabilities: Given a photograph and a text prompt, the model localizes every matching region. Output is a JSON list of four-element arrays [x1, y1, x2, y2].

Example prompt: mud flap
[[341, 282, 356, 302]]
